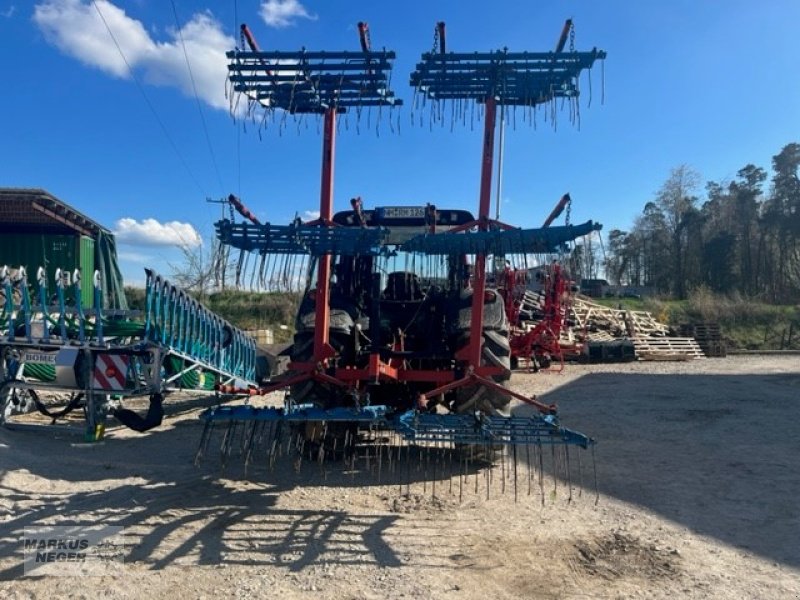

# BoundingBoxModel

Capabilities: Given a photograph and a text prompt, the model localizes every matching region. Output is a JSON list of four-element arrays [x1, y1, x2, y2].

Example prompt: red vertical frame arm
[[456, 96, 497, 367], [313, 107, 337, 363]]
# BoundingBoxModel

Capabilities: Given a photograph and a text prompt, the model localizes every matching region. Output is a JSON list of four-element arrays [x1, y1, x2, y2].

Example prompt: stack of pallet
[[514, 294, 713, 361], [518, 290, 545, 320], [631, 336, 706, 360], [570, 297, 628, 340], [679, 323, 727, 357], [624, 311, 670, 337], [568, 296, 706, 361]]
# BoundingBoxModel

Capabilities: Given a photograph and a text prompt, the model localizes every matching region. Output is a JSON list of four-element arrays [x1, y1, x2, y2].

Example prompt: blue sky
[[1, 1, 799, 286]]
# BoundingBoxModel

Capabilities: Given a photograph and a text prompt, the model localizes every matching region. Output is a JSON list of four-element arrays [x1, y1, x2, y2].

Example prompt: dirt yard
[[1, 356, 799, 599]]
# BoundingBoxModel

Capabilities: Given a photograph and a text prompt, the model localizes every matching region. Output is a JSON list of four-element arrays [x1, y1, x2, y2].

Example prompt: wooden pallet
[[626, 311, 670, 337], [679, 322, 722, 339], [677, 322, 727, 357], [570, 298, 628, 336], [632, 336, 706, 360], [583, 330, 618, 343]]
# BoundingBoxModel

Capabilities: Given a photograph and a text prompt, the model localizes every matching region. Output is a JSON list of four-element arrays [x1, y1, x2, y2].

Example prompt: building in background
[[0, 188, 127, 309]]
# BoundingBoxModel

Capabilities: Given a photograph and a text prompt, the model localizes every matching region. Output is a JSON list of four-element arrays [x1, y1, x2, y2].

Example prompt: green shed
[[0, 188, 127, 309]]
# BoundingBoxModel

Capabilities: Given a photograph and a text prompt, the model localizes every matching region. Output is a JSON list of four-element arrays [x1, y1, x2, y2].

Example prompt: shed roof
[[0, 188, 108, 237]]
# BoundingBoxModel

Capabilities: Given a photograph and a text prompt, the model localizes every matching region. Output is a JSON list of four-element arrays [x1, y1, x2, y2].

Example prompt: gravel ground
[[1, 355, 799, 599]]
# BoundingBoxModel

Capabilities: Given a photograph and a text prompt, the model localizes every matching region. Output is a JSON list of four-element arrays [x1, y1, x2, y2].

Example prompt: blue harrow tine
[[56, 269, 68, 341], [73, 269, 84, 343], [20, 267, 32, 342], [36, 267, 49, 342], [93, 271, 103, 345]]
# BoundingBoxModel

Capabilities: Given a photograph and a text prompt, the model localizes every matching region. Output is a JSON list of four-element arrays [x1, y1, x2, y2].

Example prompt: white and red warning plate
[[92, 354, 130, 391]]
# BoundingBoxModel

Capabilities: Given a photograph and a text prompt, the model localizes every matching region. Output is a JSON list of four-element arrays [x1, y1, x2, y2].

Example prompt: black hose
[[113, 393, 164, 433], [30, 390, 85, 422], [0, 380, 85, 424]]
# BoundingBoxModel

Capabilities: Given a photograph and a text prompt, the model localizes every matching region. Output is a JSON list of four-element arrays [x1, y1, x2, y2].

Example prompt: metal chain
[[432, 24, 439, 54], [569, 22, 576, 52]]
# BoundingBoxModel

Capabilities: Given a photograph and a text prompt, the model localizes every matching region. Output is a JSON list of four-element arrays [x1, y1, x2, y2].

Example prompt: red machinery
[[503, 261, 574, 371], [205, 20, 606, 479]]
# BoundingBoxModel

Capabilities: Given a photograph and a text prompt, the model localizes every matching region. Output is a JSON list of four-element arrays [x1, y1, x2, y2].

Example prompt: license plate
[[379, 206, 425, 219]]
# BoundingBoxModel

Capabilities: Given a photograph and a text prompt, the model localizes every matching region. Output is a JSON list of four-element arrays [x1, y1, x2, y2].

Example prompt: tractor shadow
[[512, 370, 800, 568], [0, 397, 486, 579]]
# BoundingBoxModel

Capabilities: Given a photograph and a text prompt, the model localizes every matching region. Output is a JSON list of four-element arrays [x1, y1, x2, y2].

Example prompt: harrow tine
[[267, 437, 276, 471], [484, 460, 489, 500], [220, 420, 237, 471], [526, 443, 532, 497], [377, 438, 383, 484], [537, 441, 545, 506], [473, 447, 481, 499], [423, 444, 430, 495], [447, 441, 453, 496], [551, 443, 558, 501], [193, 406, 595, 508], [365, 427, 372, 474], [592, 443, 599, 505], [297, 437, 306, 474], [235, 249, 245, 287], [405, 442, 412, 497], [501, 445, 506, 495], [318, 440, 327, 481], [257, 253, 266, 289], [513, 444, 518, 504], [194, 419, 214, 465], [565, 445, 573, 504], [242, 421, 259, 473], [431, 440, 438, 499], [459, 453, 464, 503]]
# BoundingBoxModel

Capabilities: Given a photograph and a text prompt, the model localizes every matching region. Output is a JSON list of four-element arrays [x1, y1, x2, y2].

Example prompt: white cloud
[[303, 210, 320, 220], [114, 217, 202, 248], [2, 5, 16, 18], [260, 0, 316, 28], [33, 0, 233, 109]]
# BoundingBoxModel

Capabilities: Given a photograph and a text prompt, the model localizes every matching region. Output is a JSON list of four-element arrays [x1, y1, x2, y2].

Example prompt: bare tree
[[169, 238, 230, 300]]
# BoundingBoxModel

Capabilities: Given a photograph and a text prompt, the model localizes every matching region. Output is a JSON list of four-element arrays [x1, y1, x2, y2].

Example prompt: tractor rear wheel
[[288, 331, 349, 407], [452, 329, 512, 414]]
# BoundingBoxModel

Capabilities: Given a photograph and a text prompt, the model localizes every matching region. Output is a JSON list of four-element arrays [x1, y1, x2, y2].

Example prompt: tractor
[[288, 202, 511, 416], [198, 19, 604, 480]]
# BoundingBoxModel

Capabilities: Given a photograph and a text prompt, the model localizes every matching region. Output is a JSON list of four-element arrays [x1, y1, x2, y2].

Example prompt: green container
[[79, 236, 96, 307], [0, 233, 95, 307]]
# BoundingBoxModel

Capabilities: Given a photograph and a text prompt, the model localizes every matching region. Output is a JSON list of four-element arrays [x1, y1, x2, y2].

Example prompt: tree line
[[597, 142, 800, 303]]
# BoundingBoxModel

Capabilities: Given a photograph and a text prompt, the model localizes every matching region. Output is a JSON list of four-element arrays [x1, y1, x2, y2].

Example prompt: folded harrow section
[[1, 265, 256, 440]]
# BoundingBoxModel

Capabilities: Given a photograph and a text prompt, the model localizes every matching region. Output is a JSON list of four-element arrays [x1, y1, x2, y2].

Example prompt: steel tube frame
[[312, 107, 337, 364], [456, 96, 497, 368]]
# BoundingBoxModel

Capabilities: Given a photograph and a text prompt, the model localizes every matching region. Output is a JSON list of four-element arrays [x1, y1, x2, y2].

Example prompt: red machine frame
[[219, 19, 607, 417]]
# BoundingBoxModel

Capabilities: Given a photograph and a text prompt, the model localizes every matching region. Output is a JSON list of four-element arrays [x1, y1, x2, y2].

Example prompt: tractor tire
[[288, 331, 349, 407], [453, 329, 512, 415], [288, 330, 357, 461]]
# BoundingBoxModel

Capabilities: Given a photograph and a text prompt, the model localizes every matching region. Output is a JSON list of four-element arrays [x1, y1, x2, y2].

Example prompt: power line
[[91, 0, 207, 197], [170, 0, 226, 196]]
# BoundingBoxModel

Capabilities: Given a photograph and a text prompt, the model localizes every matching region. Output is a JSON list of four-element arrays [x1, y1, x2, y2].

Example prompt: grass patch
[[124, 287, 300, 344]]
